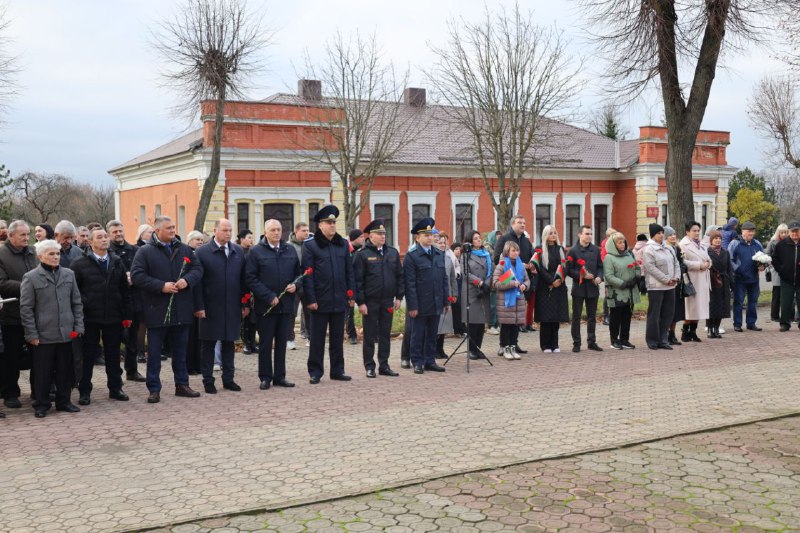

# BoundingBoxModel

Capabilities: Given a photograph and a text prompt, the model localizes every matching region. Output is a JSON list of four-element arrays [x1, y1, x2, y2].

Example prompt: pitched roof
[[109, 129, 203, 173]]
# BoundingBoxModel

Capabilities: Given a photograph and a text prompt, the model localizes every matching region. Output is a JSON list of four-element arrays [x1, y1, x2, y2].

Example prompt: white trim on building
[[369, 191, 401, 247]]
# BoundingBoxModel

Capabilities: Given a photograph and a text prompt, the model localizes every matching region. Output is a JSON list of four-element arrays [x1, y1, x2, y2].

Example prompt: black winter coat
[[302, 230, 355, 313], [71, 252, 133, 325], [404, 245, 449, 317], [353, 240, 404, 305], [193, 240, 248, 341], [707, 246, 733, 319], [246, 238, 302, 315], [0, 243, 39, 325], [534, 244, 569, 323], [493, 229, 533, 265], [130, 236, 201, 328], [566, 243, 604, 298], [771, 237, 800, 287], [109, 240, 138, 271]]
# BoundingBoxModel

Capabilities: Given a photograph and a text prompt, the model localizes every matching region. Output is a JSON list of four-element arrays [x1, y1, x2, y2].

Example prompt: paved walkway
[[161, 415, 800, 532], [1, 319, 799, 532]]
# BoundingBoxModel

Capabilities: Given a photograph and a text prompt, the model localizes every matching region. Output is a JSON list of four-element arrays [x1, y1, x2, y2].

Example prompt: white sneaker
[[487, 327, 500, 335], [497, 347, 505, 357], [512, 349, 521, 360], [718, 327, 726, 334], [287, 340, 296, 350], [503, 346, 515, 360], [543, 349, 553, 354], [305, 339, 310, 347], [553, 348, 561, 353], [213, 364, 221, 371]]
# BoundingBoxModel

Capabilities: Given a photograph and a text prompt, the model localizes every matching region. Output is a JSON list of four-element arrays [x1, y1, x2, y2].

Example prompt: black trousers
[[646, 289, 675, 346], [186, 317, 202, 374], [609, 305, 632, 343], [499, 324, 518, 347], [257, 313, 290, 382], [362, 302, 393, 370], [0, 324, 26, 400], [122, 315, 139, 374], [201, 340, 235, 385], [307, 311, 346, 378], [780, 282, 800, 328], [241, 315, 256, 348], [571, 296, 598, 346], [539, 322, 560, 350], [452, 277, 466, 334], [346, 307, 357, 339], [771, 286, 781, 321], [32, 342, 73, 410], [79, 323, 123, 395], [401, 310, 414, 362], [467, 323, 485, 352]]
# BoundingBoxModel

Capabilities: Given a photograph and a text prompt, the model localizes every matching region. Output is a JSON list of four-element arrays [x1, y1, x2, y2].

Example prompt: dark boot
[[680, 324, 691, 342], [436, 335, 447, 359], [689, 323, 702, 342], [668, 329, 682, 345]]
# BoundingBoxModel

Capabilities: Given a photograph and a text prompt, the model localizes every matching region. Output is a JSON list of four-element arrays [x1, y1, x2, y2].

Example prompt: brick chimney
[[404, 87, 426, 107], [298, 79, 322, 101]]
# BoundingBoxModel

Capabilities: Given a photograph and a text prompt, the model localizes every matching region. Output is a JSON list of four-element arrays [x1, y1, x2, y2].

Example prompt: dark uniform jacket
[[493, 229, 533, 265], [353, 240, 404, 305], [0, 243, 39, 325], [302, 230, 355, 313], [130, 235, 201, 328], [566, 242, 604, 298], [771, 237, 800, 287], [403, 245, 449, 317], [245, 237, 301, 315], [194, 240, 248, 341], [71, 252, 133, 325]]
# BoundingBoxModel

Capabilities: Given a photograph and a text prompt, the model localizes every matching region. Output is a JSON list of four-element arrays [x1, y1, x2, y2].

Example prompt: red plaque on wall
[[646, 206, 659, 218]]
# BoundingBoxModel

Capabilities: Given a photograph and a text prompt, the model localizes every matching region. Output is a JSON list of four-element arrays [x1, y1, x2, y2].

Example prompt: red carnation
[[447, 296, 457, 303], [183, 257, 191, 263], [387, 307, 394, 314], [69, 331, 78, 339], [535, 248, 542, 254], [577, 258, 586, 266], [567, 256, 574, 262], [627, 263, 636, 268], [241, 294, 252, 304], [346, 289, 354, 298], [472, 279, 481, 285], [499, 260, 505, 265], [304, 267, 313, 275], [561, 259, 567, 264], [121, 320, 132, 328]]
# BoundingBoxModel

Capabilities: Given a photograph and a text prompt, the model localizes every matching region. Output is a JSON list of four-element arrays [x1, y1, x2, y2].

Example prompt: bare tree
[[12, 172, 79, 224], [749, 76, 800, 169], [428, 4, 582, 230], [0, 4, 17, 121], [82, 182, 116, 224], [578, 0, 800, 234], [590, 104, 629, 140], [152, 0, 268, 231], [298, 31, 419, 231]]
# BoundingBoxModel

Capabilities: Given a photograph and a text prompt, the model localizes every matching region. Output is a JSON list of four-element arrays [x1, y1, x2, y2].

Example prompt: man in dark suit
[[245, 218, 300, 390], [302, 205, 356, 384], [404, 218, 449, 374], [353, 220, 403, 378], [567, 225, 604, 352], [193, 218, 248, 394], [131, 215, 202, 404]]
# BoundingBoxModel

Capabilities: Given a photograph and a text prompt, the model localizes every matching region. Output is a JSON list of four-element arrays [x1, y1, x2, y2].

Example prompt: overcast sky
[[0, 0, 788, 184]]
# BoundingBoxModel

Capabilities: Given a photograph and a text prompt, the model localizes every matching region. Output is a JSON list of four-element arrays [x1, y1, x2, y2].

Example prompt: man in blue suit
[[404, 218, 450, 374]]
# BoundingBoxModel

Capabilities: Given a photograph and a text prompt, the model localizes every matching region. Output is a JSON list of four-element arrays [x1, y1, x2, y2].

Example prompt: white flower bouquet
[[752, 251, 772, 265]]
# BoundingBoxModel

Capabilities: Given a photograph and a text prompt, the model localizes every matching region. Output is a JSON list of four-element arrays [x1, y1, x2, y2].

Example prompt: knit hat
[[636, 233, 648, 242], [348, 229, 363, 241], [649, 223, 664, 238], [664, 226, 676, 238]]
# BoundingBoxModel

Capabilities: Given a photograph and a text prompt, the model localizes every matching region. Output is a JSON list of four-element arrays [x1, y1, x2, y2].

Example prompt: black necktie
[[378, 248, 383, 256], [99, 257, 108, 272]]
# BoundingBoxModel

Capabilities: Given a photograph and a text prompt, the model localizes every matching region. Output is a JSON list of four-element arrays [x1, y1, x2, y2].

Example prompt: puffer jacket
[[643, 239, 680, 291], [721, 218, 738, 250], [603, 238, 641, 308], [492, 259, 530, 325]]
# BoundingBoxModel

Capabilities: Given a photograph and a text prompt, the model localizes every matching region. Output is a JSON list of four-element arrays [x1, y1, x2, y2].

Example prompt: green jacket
[[602, 238, 641, 308]]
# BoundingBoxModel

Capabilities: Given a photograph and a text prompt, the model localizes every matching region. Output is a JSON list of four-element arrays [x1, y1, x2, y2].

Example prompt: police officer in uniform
[[353, 220, 403, 378], [404, 218, 449, 374], [302, 205, 356, 384]]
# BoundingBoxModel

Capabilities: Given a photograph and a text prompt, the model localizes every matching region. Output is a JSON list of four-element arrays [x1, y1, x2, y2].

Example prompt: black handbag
[[636, 276, 647, 294], [680, 273, 697, 297]]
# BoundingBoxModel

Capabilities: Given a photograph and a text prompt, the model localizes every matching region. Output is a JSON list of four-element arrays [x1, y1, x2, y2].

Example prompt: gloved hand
[[624, 279, 636, 289]]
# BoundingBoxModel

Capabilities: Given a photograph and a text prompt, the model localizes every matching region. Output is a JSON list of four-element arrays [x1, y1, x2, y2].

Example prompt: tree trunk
[[194, 93, 225, 231], [496, 201, 512, 233], [664, 127, 697, 235]]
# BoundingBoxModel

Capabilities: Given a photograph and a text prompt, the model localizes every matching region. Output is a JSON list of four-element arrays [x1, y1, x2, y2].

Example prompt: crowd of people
[[0, 208, 797, 419]]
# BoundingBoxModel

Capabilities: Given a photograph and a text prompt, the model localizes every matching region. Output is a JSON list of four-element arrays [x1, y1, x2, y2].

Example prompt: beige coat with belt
[[679, 236, 711, 320]]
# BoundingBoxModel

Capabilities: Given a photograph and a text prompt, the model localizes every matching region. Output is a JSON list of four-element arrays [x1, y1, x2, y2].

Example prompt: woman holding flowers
[[20, 239, 84, 418], [462, 231, 492, 360], [533, 225, 569, 353], [492, 241, 532, 360], [602, 232, 641, 349]]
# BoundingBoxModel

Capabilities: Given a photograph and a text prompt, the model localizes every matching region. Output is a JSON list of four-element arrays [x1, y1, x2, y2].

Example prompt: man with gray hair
[[0, 220, 39, 412], [54, 220, 83, 268]]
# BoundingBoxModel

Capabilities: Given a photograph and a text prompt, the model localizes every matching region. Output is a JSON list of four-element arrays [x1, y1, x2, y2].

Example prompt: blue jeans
[[733, 280, 759, 328], [146, 325, 190, 392], [410, 314, 440, 367]]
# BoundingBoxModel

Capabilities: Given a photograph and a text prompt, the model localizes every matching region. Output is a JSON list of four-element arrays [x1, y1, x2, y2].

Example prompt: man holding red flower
[[566, 225, 605, 353]]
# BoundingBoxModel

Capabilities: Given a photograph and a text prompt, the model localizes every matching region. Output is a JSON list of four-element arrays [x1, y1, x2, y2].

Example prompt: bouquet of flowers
[[164, 257, 191, 325], [752, 251, 772, 266], [264, 268, 313, 315]]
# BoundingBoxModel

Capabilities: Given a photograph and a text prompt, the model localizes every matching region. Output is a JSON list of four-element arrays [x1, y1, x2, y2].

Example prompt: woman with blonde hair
[[533, 225, 569, 353], [767, 223, 789, 322]]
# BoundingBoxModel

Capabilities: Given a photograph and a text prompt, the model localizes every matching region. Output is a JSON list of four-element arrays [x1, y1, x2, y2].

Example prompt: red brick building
[[110, 81, 735, 249]]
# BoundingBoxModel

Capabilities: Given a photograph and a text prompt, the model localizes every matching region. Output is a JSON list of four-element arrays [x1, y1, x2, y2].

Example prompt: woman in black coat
[[534, 225, 569, 353], [706, 229, 733, 338]]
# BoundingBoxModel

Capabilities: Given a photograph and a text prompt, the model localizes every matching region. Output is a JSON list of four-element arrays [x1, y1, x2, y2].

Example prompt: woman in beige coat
[[679, 221, 712, 341]]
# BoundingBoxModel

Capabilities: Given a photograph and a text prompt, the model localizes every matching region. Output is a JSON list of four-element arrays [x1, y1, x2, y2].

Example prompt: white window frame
[[658, 192, 716, 231], [451, 191, 480, 242], [407, 191, 437, 232], [369, 191, 401, 248], [562, 192, 587, 247], [228, 187, 330, 235], [532, 192, 558, 244], [590, 193, 614, 244]]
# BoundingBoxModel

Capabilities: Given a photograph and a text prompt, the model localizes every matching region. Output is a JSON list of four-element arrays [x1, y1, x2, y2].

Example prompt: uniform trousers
[[32, 342, 73, 410], [79, 323, 123, 395], [362, 302, 393, 370], [307, 311, 346, 378], [145, 325, 190, 393], [410, 314, 439, 367], [257, 313, 290, 382], [400, 312, 413, 362]]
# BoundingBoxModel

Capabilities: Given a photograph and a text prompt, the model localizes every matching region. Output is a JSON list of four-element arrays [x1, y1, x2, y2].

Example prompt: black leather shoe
[[126, 372, 147, 382], [309, 376, 321, 384], [331, 374, 352, 381], [349, 337, 358, 345], [274, 379, 295, 388], [658, 343, 673, 350], [204, 383, 218, 394], [588, 343, 603, 352], [424, 363, 446, 372], [78, 393, 91, 406], [0, 412, 5, 418], [56, 404, 80, 413], [572, 345, 580, 353], [242, 346, 253, 355], [109, 390, 129, 401], [400, 359, 411, 369], [513, 345, 527, 354], [223, 382, 242, 391], [468, 351, 480, 360], [734, 326, 744, 332], [379, 367, 399, 377], [147, 391, 160, 403], [175, 384, 200, 398], [413, 365, 424, 374], [34, 409, 46, 418], [260, 380, 271, 390], [366, 369, 377, 378], [518, 326, 527, 333], [780, 324, 791, 332], [94, 357, 106, 366], [526, 325, 537, 332], [648, 344, 660, 350], [3, 398, 21, 409], [747, 325, 762, 331]]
